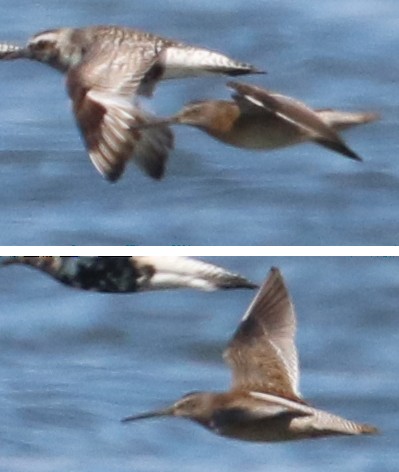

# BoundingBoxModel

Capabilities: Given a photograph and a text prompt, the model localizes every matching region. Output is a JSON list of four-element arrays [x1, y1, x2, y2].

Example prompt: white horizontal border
[[0, 247, 397, 257]]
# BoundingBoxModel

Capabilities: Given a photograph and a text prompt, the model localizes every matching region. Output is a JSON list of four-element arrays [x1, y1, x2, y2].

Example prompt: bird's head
[[121, 391, 217, 428], [27, 28, 86, 71]]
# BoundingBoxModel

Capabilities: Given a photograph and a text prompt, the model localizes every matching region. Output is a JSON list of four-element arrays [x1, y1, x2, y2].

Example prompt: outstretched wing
[[131, 256, 257, 291], [228, 81, 361, 161], [66, 39, 172, 181], [224, 267, 301, 400]]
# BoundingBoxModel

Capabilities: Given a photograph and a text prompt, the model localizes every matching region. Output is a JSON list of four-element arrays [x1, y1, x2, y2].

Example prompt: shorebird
[[122, 267, 378, 442], [136, 81, 378, 162], [0, 26, 262, 182], [1, 256, 257, 292]]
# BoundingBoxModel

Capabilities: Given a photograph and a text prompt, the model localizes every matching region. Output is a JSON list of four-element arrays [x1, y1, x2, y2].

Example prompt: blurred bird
[[1, 256, 257, 292], [0, 26, 262, 181], [136, 81, 378, 162], [122, 267, 378, 442]]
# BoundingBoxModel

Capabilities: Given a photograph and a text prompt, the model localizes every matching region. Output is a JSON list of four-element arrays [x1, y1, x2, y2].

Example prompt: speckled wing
[[131, 256, 257, 291], [224, 267, 301, 401], [228, 81, 362, 161], [66, 39, 172, 181]]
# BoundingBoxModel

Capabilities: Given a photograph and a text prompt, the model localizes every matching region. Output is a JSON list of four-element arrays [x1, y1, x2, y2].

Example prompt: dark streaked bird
[[138, 81, 378, 162], [0, 27, 262, 182], [122, 267, 378, 442], [1, 256, 257, 292]]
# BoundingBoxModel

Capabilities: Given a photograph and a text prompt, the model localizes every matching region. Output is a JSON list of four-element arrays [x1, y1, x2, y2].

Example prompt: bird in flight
[[0, 26, 262, 181], [122, 267, 378, 442], [1, 256, 257, 292], [135, 81, 378, 163]]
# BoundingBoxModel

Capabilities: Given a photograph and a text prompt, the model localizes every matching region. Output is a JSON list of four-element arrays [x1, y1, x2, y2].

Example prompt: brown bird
[[1, 256, 257, 292], [0, 27, 262, 182], [122, 267, 378, 442], [137, 81, 378, 162]]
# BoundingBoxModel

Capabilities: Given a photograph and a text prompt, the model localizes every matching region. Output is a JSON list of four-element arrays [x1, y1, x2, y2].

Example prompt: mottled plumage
[[0, 26, 262, 181], [1, 256, 257, 292], [122, 267, 378, 442]]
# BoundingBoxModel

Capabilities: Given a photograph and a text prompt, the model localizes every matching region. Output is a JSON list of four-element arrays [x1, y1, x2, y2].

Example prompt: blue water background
[[0, 256, 397, 471], [0, 0, 397, 245]]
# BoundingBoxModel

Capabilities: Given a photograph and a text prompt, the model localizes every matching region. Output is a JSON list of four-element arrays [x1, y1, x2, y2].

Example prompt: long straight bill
[[121, 406, 174, 423]]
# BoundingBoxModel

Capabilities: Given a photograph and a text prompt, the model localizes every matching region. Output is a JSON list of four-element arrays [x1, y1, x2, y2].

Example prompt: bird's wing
[[131, 256, 257, 291], [66, 40, 171, 181], [228, 81, 361, 161], [224, 267, 301, 401]]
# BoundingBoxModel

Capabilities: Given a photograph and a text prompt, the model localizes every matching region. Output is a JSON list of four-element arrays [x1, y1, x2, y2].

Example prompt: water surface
[[0, 0, 397, 244], [0, 256, 397, 471]]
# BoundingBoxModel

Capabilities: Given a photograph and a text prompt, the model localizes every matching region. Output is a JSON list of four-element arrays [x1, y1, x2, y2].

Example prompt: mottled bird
[[137, 81, 378, 162], [1, 256, 257, 292], [0, 26, 262, 181], [122, 267, 378, 442]]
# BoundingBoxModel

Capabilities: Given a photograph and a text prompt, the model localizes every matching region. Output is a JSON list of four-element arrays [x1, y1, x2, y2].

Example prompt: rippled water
[[0, 0, 397, 245], [0, 256, 397, 471]]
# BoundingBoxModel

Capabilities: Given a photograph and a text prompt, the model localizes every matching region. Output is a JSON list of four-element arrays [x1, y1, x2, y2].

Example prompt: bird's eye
[[29, 39, 51, 52], [34, 40, 48, 50]]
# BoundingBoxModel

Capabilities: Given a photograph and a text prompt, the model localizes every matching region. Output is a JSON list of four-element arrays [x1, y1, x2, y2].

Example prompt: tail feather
[[309, 409, 379, 438], [359, 423, 379, 435], [316, 109, 380, 132]]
